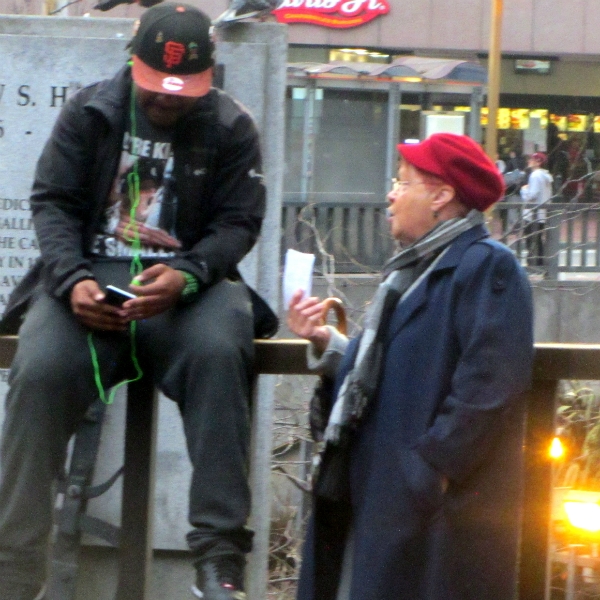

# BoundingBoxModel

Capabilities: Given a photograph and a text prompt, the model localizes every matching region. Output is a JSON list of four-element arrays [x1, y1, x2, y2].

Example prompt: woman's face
[[387, 162, 439, 244]]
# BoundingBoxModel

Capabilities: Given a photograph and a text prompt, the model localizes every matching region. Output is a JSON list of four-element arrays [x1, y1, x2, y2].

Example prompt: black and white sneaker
[[191, 554, 246, 600], [33, 584, 46, 600]]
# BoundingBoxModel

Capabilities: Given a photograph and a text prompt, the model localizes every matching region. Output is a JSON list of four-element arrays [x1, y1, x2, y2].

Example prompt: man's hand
[[120, 264, 186, 321], [71, 279, 130, 331]]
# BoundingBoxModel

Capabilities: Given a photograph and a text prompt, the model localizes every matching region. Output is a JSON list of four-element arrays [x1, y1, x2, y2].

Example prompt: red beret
[[397, 133, 505, 211]]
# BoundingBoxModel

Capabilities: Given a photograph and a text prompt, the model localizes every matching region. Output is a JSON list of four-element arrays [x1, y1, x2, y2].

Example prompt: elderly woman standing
[[288, 133, 534, 600]]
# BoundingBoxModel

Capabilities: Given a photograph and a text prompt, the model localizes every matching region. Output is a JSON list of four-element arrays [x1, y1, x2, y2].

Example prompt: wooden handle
[[320, 297, 347, 335]]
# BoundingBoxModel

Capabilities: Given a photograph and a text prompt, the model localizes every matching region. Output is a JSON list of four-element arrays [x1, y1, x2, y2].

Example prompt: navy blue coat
[[298, 225, 534, 600]]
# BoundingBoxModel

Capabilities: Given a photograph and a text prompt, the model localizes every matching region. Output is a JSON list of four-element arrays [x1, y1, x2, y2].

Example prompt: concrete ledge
[[0, 15, 135, 38]]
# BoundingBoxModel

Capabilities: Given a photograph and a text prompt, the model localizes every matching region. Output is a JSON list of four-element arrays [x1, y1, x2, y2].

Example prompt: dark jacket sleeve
[[29, 89, 100, 300], [168, 102, 266, 289], [414, 242, 534, 482]]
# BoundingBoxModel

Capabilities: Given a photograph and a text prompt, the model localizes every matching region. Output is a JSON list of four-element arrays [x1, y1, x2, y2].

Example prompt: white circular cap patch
[[161, 77, 185, 92]]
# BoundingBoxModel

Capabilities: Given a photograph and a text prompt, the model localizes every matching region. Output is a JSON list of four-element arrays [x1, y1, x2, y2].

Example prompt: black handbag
[[246, 285, 279, 339]]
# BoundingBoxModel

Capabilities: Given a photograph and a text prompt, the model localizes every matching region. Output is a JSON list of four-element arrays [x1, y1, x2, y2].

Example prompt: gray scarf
[[324, 209, 485, 445]]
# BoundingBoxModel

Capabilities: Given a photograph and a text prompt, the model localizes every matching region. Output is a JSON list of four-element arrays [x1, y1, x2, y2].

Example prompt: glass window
[[284, 88, 388, 203]]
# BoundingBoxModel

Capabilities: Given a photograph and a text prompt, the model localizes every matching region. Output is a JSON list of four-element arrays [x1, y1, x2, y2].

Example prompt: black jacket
[[2, 66, 265, 331]]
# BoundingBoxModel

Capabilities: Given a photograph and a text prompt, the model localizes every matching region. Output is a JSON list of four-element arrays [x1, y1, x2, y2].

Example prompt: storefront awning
[[287, 56, 487, 84]]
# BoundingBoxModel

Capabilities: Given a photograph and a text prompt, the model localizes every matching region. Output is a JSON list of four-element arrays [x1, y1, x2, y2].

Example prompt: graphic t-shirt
[[91, 102, 181, 259]]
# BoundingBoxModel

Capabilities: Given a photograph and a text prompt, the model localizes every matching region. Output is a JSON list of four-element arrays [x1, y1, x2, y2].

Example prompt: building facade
[[4, 0, 600, 263], [5, 0, 600, 157]]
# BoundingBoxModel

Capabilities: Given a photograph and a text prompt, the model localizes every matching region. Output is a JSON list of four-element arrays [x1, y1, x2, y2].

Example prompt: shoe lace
[[200, 554, 244, 590], [216, 555, 244, 588]]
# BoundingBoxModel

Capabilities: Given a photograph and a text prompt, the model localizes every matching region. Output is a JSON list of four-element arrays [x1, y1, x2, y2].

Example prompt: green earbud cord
[[87, 74, 144, 405]]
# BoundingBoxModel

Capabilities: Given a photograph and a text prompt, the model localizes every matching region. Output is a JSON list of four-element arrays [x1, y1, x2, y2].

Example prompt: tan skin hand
[[71, 265, 186, 331], [287, 289, 332, 355], [71, 279, 130, 332], [121, 263, 186, 322], [122, 263, 185, 321]]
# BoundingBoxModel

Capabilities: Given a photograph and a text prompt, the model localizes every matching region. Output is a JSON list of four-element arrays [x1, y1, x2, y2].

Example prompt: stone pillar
[[215, 22, 288, 600]]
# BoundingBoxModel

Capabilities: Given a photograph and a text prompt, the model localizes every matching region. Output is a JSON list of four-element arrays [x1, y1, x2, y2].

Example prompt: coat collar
[[83, 65, 131, 130], [385, 223, 490, 340], [428, 223, 489, 273]]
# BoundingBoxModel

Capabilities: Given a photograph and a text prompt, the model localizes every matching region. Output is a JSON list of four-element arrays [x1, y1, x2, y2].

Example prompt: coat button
[[492, 277, 507, 291]]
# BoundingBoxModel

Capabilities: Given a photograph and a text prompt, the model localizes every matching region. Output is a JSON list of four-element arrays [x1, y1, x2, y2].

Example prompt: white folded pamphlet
[[282, 249, 316, 309]]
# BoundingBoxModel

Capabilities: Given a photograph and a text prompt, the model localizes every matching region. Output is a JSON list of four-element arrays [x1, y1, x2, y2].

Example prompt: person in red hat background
[[0, 4, 271, 599], [288, 133, 534, 600], [520, 151, 553, 271]]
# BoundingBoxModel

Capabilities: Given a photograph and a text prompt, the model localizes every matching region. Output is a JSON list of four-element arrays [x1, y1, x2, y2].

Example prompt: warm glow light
[[564, 501, 600, 532], [550, 436, 565, 459]]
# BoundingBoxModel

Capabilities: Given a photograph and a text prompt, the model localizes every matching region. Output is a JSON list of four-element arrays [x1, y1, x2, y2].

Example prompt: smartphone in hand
[[104, 285, 137, 307]]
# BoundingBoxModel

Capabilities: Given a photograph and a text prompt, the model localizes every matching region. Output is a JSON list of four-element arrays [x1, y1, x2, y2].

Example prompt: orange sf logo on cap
[[163, 41, 185, 69]]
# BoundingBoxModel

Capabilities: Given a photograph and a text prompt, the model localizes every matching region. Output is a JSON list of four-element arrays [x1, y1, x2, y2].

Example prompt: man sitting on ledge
[[0, 4, 265, 599]]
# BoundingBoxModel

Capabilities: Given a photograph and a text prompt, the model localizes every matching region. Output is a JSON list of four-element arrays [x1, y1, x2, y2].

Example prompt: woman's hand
[[287, 290, 331, 354]]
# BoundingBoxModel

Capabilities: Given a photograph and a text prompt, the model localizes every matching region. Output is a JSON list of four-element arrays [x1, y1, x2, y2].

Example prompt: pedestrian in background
[[520, 151, 553, 270]]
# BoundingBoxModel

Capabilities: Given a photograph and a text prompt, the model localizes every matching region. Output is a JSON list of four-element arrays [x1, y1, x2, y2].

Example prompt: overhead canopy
[[288, 56, 487, 83]]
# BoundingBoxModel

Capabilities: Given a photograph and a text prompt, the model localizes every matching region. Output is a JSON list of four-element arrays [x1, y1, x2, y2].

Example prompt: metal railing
[[282, 199, 394, 273], [282, 198, 600, 278], [496, 202, 600, 278], [0, 334, 592, 600]]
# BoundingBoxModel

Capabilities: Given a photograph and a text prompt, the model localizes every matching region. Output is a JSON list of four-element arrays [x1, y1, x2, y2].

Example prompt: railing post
[[519, 379, 558, 600], [115, 377, 158, 600], [545, 209, 561, 280]]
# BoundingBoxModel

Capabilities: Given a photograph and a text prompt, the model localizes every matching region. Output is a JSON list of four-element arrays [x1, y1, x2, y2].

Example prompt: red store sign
[[272, 0, 390, 28]]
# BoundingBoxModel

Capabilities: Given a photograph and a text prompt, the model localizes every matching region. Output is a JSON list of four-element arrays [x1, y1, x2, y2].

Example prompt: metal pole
[[485, 0, 503, 160], [300, 82, 316, 205], [469, 86, 483, 143], [564, 544, 591, 600], [215, 22, 288, 600], [565, 544, 578, 600], [518, 380, 559, 600], [248, 376, 276, 600], [385, 82, 401, 190]]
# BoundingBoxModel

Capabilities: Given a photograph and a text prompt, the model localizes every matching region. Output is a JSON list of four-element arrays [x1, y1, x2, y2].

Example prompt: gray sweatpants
[[0, 276, 254, 586]]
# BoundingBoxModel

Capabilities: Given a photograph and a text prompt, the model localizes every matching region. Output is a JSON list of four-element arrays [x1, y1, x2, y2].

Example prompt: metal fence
[[281, 198, 600, 278], [281, 199, 394, 273], [496, 201, 600, 278]]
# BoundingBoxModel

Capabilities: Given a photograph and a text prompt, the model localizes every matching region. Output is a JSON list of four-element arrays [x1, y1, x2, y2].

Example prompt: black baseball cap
[[130, 2, 214, 97]]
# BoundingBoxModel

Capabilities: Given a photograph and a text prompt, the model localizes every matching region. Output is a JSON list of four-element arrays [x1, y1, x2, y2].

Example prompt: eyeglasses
[[390, 178, 429, 192]]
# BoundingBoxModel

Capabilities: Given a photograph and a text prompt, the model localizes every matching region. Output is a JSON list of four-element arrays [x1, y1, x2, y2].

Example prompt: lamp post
[[485, 0, 503, 161], [43, 0, 70, 15]]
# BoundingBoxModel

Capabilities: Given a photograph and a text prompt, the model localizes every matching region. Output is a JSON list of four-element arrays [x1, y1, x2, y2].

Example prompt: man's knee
[[10, 344, 89, 392]]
